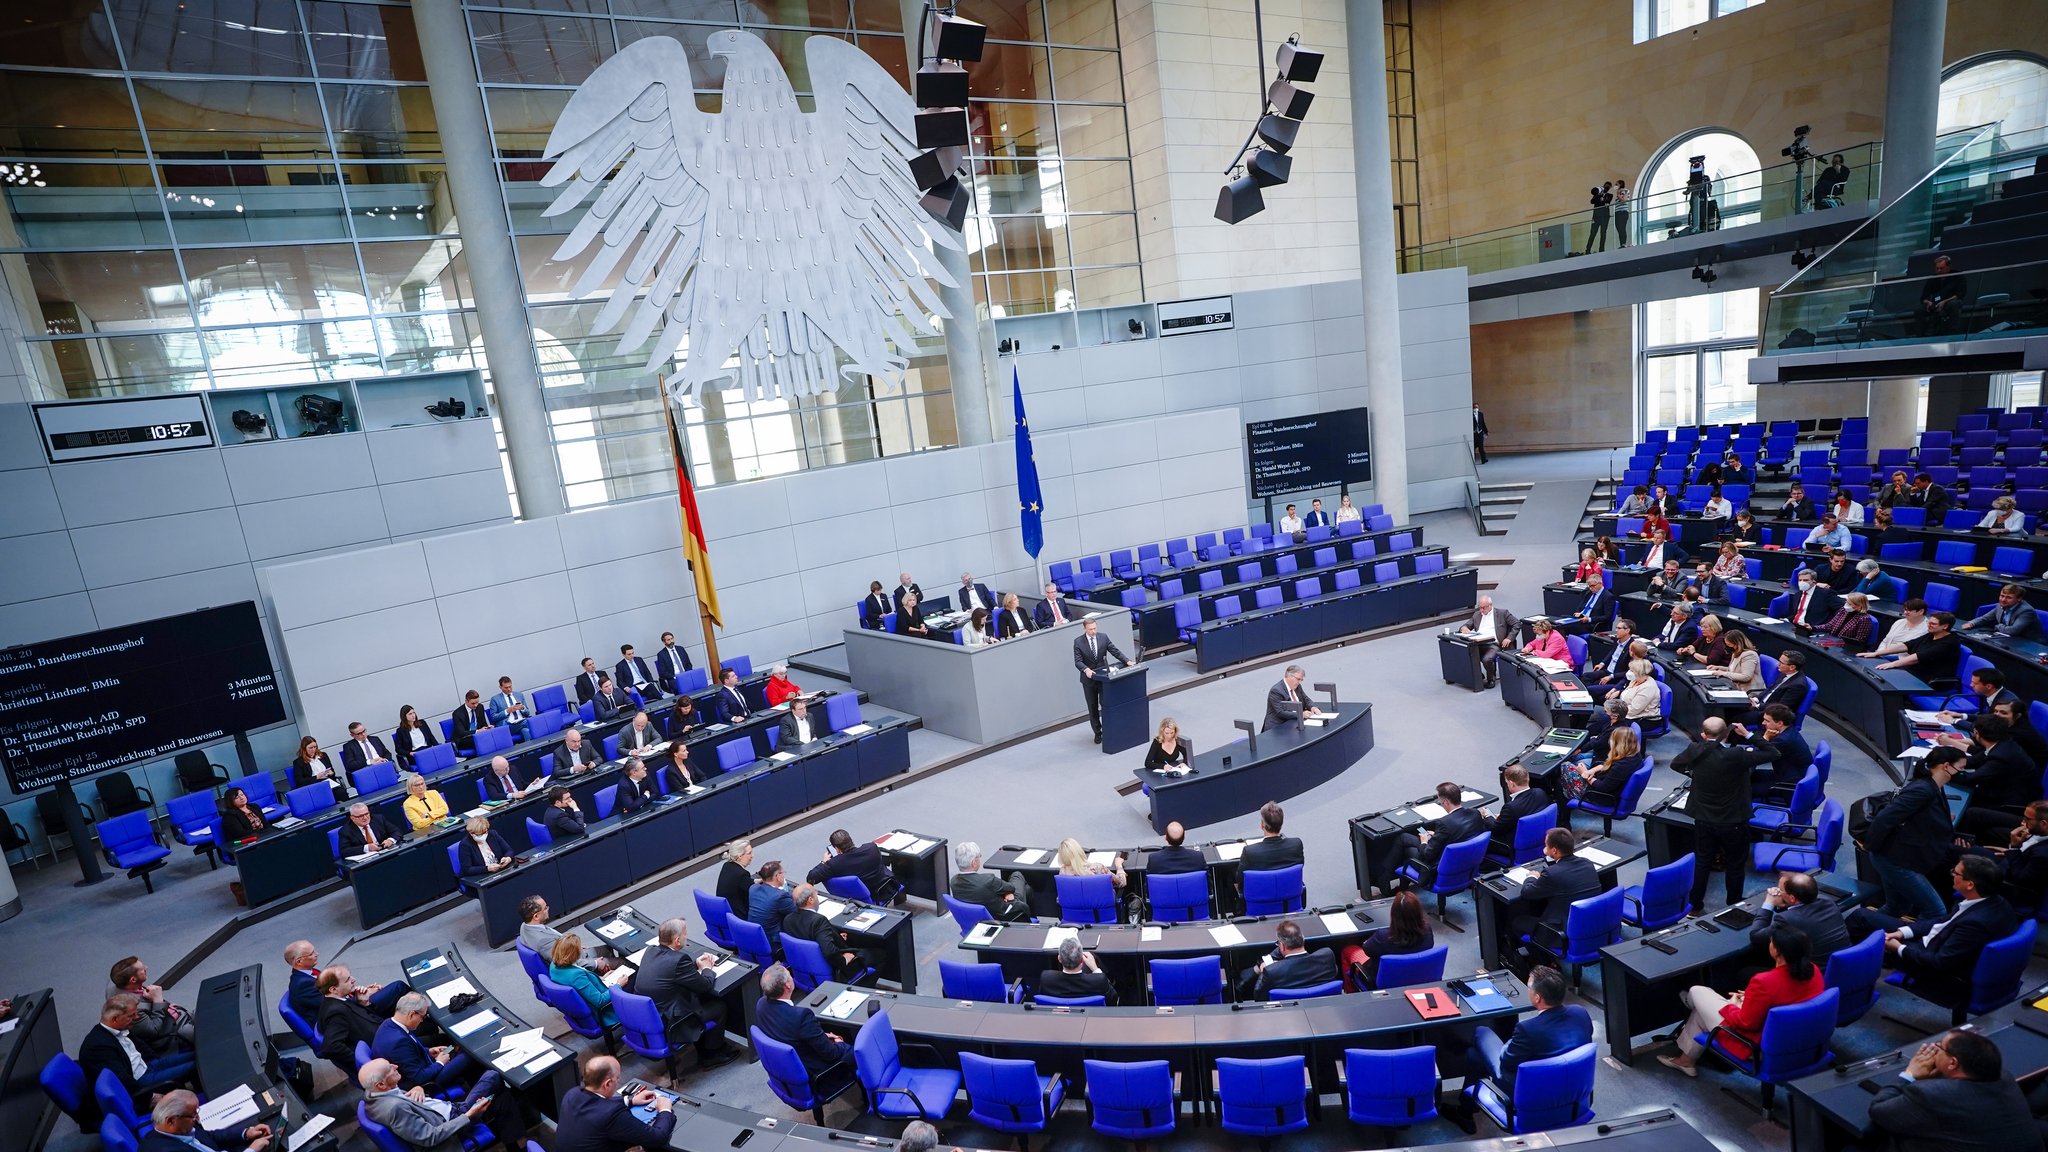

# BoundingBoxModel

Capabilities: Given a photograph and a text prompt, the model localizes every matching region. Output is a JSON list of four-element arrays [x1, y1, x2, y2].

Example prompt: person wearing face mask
[[458, 816, 515, 877], [1786, 568, 1839, 632]]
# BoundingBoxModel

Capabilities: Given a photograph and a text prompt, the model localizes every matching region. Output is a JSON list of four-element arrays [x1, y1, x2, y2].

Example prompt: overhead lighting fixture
[[906, 5, 986, 229], [1214, 32, 1322, 225], [1276, 40, 1323, 83]]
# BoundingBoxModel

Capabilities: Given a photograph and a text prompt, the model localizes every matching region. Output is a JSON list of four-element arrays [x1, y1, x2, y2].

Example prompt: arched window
[[1637, 130, 1763, 244], [1940, 53, 2048, 137]]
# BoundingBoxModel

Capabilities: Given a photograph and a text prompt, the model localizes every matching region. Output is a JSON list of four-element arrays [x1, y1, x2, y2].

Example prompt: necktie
[[1053, 600, 1065, 623]]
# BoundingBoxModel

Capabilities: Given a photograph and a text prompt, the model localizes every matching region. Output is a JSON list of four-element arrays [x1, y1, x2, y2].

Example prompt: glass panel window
[[342, 163, 452, 239], [25, 249, 195, 334], [0, 163, 171, 248], [966, 42, 1050, 102], [325, 85, 439, 160], [135, 79, 333, 161], [1640, 130, 1762, 244], [37, 332, 210, 396], [610, 0, 742, 19], [468, 11, 614, 86], [306, 1, 428, 82], [186, 243, 370, 327], [610, 22, 728, 93], [0, 73, 146, 158], [851, 0, 903, 33], [1050, 47, 1121, 103], [0, 3, 121, 70], [739, 1, 852, 30], [1701, 347, 1757, 424], [1644, 352, 1697, 431], [1939, 56, 2048, 137], [110, 0, 312, 77], [954, 1, 1043, 43], [203, 318, 383, 387], [971, 102, 1056, 160], [360, 237, 471, 313]]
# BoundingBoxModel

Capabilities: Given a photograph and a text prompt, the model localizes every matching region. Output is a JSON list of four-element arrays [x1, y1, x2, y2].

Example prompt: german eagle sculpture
[[541, 30, 962, 404]]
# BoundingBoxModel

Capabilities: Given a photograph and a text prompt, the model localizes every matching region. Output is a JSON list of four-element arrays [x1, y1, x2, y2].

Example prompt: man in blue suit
[[487, 676, 530, 741], [1303, 498, 1331, 529], [715, 668, 751, 724], [1552, 573, 1614, 633], [1034, 581, 1078, 629], [653, 631, 694, 693], [373, 993, 476, 1093], [1453, 966, 1592, 1132], [555, 1055, 675, 1152], [754, 964, 853, 1082]]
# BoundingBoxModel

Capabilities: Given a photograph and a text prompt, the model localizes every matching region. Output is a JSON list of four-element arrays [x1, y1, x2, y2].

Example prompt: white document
[[877, 832, 916, 851], [965, 922, 1001, 945], [820, 990, 869, 1020], [448, 1010, 498, 1038], [1216, 841, 1246, 861], [1557, 691, 1594, 704], [425, 978, 476, 1008], [407, 955, 448, 978], [712, 959, 740, 977], [1461, 790, 1483, 801], [1525, 614, 1549, 621], [1505, 867, 1536, 883], [772, 752, 796, 762], [464, 807, 491, 818], [596, 919, 633, 940], [601, 966, 633, 987], [845, 911, 883, 931], [287, 1115, 334, 1151], [1208, 924, 1248, 947], [1754, 616, 1787, 625], [1014, 849, 1050, 865], [272, 816, 304, 829], [1686, 668, 1715, 677], [1044, 926, 1079, 951], [816, 899, 847, 920], [1710, 691, 1753, 702], [684, 784, 706, 795], [1903, 709, 1948, 725], [1579, 847, 1621, 867], [840, 723, 875, 736], [1528, 658, 1570, 673], [908, 838, 937, 853], [627, 947, 649, 968], [1535, 744, 1578, 756], [491, 1028, 549, 1070], [198, 1085, 258, 1129], [1320, 911, 1355, 934], [0, 1019, 15, 1036], [1303, 716, 1329, 727], [1671, 791, 1689, 810], [521, 1052, 563, 1077], [1898, 745, 1932, 760], [1413, 802, 1448, 821], [1087, 851, 1116, 867], [1140, 926, 1163, 942]]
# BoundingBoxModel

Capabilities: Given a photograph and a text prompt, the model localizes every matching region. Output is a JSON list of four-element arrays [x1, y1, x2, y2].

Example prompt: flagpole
[[662, 381, 723, 677]]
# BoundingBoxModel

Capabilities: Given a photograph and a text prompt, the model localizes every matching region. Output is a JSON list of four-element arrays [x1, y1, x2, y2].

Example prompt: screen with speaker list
[[0, 603, 285, 794], [1246, 408, 1373, 499]]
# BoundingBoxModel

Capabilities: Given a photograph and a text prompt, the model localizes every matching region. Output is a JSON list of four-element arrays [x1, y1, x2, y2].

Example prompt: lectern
[[1097, 663, 1150, 754]]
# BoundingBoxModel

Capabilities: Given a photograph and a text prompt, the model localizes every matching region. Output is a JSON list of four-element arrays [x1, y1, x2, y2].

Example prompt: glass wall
[[1640, 287, 1761, 429]]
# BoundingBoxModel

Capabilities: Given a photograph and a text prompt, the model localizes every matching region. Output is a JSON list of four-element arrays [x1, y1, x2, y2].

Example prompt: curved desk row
[[1592, 511, 2048, 572], [982, 831, 1378, 922], [579, 904, 764, 1046], [1124, 523, 1427, 598], [1135, 701, 1376, 833], [1584, 631, 1762, 733], [1347, 732, 1571, 900], [192, 967, 340, 1152], [1193, 565, 1476, 672], [1734, 544, 2048, 612], [1123, 539, 1442, 648], [0, 991, 60, 1152], [1495, 652, 1600, 730], [398, 944, 577, 1101]]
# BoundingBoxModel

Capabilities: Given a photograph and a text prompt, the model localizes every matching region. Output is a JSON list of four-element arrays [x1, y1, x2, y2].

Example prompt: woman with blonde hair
[[401, 772, 448, 831], [717, 838, 754, 914], [1618, 660, 1662, 723], [1145, 718, 1191, 772], [1056, 837, 1128, 893], [1565, 725, 1643, 809], [1710, 540, 1745, 581], [458, 815, 514, 877]]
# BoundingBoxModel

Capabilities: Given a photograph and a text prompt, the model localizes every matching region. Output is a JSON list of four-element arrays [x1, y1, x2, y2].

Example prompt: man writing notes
[[1458, 595, 1519, 689], [615, 644, 663, 701], [1074, 617, 1134, 745], [1264, 664, 1322, 730]]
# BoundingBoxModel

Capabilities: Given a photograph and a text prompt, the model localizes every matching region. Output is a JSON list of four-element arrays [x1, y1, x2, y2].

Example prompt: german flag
[[668, 412, 722, 627]]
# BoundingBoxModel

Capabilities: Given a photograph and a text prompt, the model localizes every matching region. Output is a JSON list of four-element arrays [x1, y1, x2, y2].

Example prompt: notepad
[[1320, 911, 1355, 934], [817, 898, 847, 918], [1087, 851, 1117, 867], [1303, 716, 1329, 726], [627, 947, 649, 968], [772, 752, 796, 762], [1458, 978, 1513, 1013], [596, 919, 633, 940], [1579, 847, 1620, 867], [1710, 691, 1752, 702], [1014, 849, 1050, 865], [287, 1114, 333, 1152], [492, 1028, 548, 1069], [1505, 867, 1536, 883], [1557, 690, 1594, 704], [198, 1085, 258, 1129], [819, 990, 869, 1020], [602, 966, 633, 987], [1534, 743, 1578, 756], [1899, 745, 1932, 760], [965, 922, 1001, 945], [1671, 791, 1689, 810], [1753, 616, 1787, 624], [1903, 709, 1948, 725], [907, 838, 936, 853], [840, 723, 875, 736], [425, 978, 476, 1008], [684, 785, 705, 794], [712, 959, 740, 977], [1045, 926, 1080, 951], [1208, 924, 1248, 946], [846, 911, 884, 931], [877, 831, 917, 851], [1413, 802, 1449, 821], [1141, 926, 1163, 941], [1215, 841, 1246, 861], [1686, 668, 1716, 677], [449, 1009, 498, 1037], [272, 815, 304, 829], [522, 1052, 563, 1078]]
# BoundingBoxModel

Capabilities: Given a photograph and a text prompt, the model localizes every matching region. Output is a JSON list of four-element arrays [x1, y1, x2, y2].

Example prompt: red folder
[[1407, 987, 1460, 1019]]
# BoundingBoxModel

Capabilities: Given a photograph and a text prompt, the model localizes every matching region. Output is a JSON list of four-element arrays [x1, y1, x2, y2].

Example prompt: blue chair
[[854, 1011, 960, 1121], [1825, 930, 1885, 1026], [1465, 1042, 1596, 1134], [1055, 872, 1118, 923], [1334, 568, 1362, 591], [1254, 586, 1284, 610], [822, 874, 872, 904], [1620, 853, 1694, 931], [1525, 888, 1625, 1000], [1295, 577, 1323, 598], [1217, 1056, 1309, 1140], [1374, 561, 1399, 583], [1569, 757, 1655, 834], [1892, 919, 2037, 1025], [166, 791, 221, 869], [227, 772, 283, 815], [515, 939, 549, 998], [1242, 864, 1305, 915], [1699, 989, 1838, 1115], [412, 743, 458, 774], [473, 726, 515, 757], [527, 710, 564, 741], [785, 934, 873, 992], [727, 914, 777, 968], [753, 1025, 856, 1124], [352, 760, 400, 795], [1343, 1046, 1438, 1132], [613, 988, 687, 1081], [1145, 870, 1209, 921], [1487, 803, 1556, 867], [1750, 797, 1845, 875], [960, 1052, 1066, 1150], [525, 817, 553, 847], [1034, 993, 1106, 1006], [1639, 681, 1673, 739], [1395, 830, 1491, 928], [942, 892, 996, 938], [1148, 956, 1223, 1005], [1753, 765, 1821, 833], [940, 959, 1020, 1003], [278, 990, 324, 1052], [592, 785, 619, 821], [1049, 560, 1076, 592], [281, 781, 332, 820], [1084, 1059, 1177, 1142], [1921, 581, 1960, 615], [601, 734, 623, 762], [39, 1053, 95, 1134], [1267, 980, 1342, 1001], [1372, 944, 1448, 988], [532, 684, 568, 715], [536, 974, 612, 1045], [92, 1068, 150, 1135], [692, 890, 737, 948], [1991, 545, 2033, 573], [96, 810, 170, 892], [716, 739, 755, 774], [100, 1117, 138, 1152]]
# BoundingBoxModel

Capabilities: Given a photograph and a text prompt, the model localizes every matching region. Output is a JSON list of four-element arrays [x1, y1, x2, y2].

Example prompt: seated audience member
[[1751, 871, 1852, 962], [1872, 505, 1897, 532], [1676, 614, 1730, 665], [1647, 558, 1686, 598], [779, 698, 820, 748], [517, 897, 614, 975], [1701, 486, 1733, 519], [1573, 547, 1604, 582], [1651, 602, 1700, 651], [1964, 584, 2042, 641], [1830, 489, 1865, 526], [893, 572, 922, 615], [458, 816, 515, 877], [1871, 855, 2022, 1008], [360, 1057, 519, 1152], [1524, 617, 1569, 662], [289, 736, 349, 806], [747, 859, 796, 938], [755, 964, 853, 1081], [616, 710, 662, 757], [1709, 541, 1745, 581], [140, 1091, 272, 1152], [1734, 704, 1811, 799], [1452, 966, 1591, 1133], [574, 657, 605, 704], [1571, 698, 1632, 766], [548, 935, 619, 1029], [1940, 667, 2020, 728], [1745, 650, 1814, 723], [591, 674, 631, 722], [1861, 598, 1931, 657], [1728, 508, 1762, 543], [1705, 628, 1761, 690], [764, 664, 803, 706], [1379, 782, 1493, 893], [1848, 558, 1891, 598], [1867, 1030, 2037, 1152], [1583, 626, 1640, 702], [997, 592, 1033, 639], [669, 695, 702, 737], [1652, 482, 1682, 519], [807, 828, 901, 904], [543, 786, 587, 841], [1820, 591, 1877, 650], [1876, 470, 1912, 509], [783, 884, 871, 983], [1354, 890, 1435, 989], [615, 644, 663, 701], [1685, 561, 1727, 602], [653, 631, 694, 692], [1564, 726, 1643, 812], [718, 840, 755, 914], [1278, 502, 1305, 537], [1655, 925, 1826, 1077], [1977, 495, 2027, 535], [1145, 717, 1193, 771], [1816, 549, 1859, 591], [1975, 800, 2048, 913], [1491, 764, 1551, 857], [373, 993, 475, 1093], [1949, 715, 2036, 840], [339, 721, 394, 782], [1553, 573, 1614, 630], [1240, 918, 1339, 1000], [1618, 659, 1663, 726], [558, 727, 601, 774], [82, 993, 198, 1110], [108, 957, 192, 1056], [1056, 836, 1128, 903], [896, 591, 931, 638], [1783, 571, 1836, 633], [715, 668, 751, 723], [393, 705, 440, 769], [402, 773, 449, 831], [1592, 536, 1625, 566], [1037, 937, 1116, 1003], [1987, 698, 2048, 771], [337, 802, 401, 858], [557, 1055, 676, 1152], [1146, 821, 1205, 876], [950, 841, 1032, 922], [862, 582, 892, 630], [285, 939, 405, 1022], [660, 742, 697, 793], [1336, 494, 1363, 523], [636, 917, 734, 1066], [450, 691, 492, 751], [480, 755, 536, 803], [1807, 514, 1852, 552], [1508, 829, 1600, 945], [487, 676, 530, 741], [1034, 581, 1078, 628], [1774, 482, 1816, 521], [1875, 611, 1962, 681], [314, 966, 388, 1072], [1618, 485, 1655, 516], [1457, 594, 1520, 689], [1242, 800, 1306, 872]]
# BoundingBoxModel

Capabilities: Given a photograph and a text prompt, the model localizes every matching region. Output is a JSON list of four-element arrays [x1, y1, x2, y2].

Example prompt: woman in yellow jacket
[[402, 772, 449, 831]]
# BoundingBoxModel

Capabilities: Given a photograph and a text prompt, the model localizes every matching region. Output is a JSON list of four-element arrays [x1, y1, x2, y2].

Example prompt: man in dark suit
[[1774, 482, 1816, 521], [756, 964, 854, 1079], [1380, 783, 1492, 892], [1034, 580, 1077, 629], [715, 668, 751, 723], [574, 657, 606, 705], [479, 755, 537, 803], [1453, 967, 1592, 1133], [138, 1090, 272, 1152], [1240, 919, 1340, 1000], [557, 728, 601, 774], [556, 1055, 676, 1152], [1651, 602, 1701, 652], [892, 572, 923, 616], [1742, 651, 1813, 723], [615, 644, 663, 701], [1736, 705, 1811, 799], [1038, 938, 1116, 1002], [1982, 801, 2048, 912], [784, 884, 873, 983], [636, 918, 734, 1065], [449, 691, 491, 753], [1672, 717, 1780, 910], [1872, 855, 2021, 1008], [1303, 498, 1332, 529], [373, 993, 475, 1093], [1645, 558, 1687, 599], [1146, 821, 1207, 876], [339, 721, 394, 782], [951, 841, 1032, 921], [542, 787, 587, 841], [779, 699, 820, 749], [862, 586, 893, 630], [1456, 595, 1520, 688], [1868, 1029, 2037, 1152], [1750, 871, 1852, 962], [1241, 801, 1306, 873], [807, 827, 900, 903], [314, 966, 388, 1073], [1262, 664, 1321, 730], [1908, 471, 1953, 519], [955, 571, 996, 616], [1490, 765, 1551, 861], [1954, 715, 2037, 839], [653, 631, 694, 693], [1583, 622, 1640, 700], [1552, 572, 1615, 632], [337, 802, 402, 856], [81, 994, 198, 1110], [1685, 563, 1728, 603], [590, 675, 629, 722], [1507, 829, 1601, 949], [1073, 617, 1133, 744]]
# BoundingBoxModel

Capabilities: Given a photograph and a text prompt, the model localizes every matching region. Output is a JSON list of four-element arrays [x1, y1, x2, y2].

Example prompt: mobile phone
[[731, 1131, 754, 1147]]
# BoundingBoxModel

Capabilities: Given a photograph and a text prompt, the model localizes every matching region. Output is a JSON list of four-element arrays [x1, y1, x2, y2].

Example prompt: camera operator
[[1683, 157, 1715, 235], [1586, 182, 1612, 253], [1813, 154, 1849, 209]]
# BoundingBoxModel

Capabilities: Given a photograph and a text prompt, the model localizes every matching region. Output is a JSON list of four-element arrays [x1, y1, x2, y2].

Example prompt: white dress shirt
[[1879, 615, 1929, 649], [356, 738, 382, 765], [1279, 515, 1304, 532], [1904, 896, 1983, 945], [791, 716, 812, 743], [105, 1024, 147, 1077], [1470, 608, 1496, 639]]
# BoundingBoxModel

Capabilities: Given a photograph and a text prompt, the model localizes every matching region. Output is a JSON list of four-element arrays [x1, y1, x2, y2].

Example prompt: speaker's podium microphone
[[1313, 682, 1338, 710], [1234, 719, 1257, 760]]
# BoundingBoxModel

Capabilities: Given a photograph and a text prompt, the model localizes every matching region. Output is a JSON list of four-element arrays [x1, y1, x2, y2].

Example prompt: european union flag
[[1013, 366, 1044, 559]]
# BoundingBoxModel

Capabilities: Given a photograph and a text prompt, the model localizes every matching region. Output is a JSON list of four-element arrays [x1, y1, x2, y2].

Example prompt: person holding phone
[[360, 1056, 523, 1152]]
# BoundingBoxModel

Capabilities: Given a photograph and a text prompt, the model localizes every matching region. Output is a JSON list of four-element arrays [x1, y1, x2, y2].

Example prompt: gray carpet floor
[[11, 453, 2039, 1152]]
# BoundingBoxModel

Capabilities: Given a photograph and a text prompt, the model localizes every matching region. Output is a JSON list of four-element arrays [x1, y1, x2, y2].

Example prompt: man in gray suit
[[636, 918, 734, 1066], [1262, 665, 1321, 731], [1073, 617, 1133, 744], [1750, 871, 1851, 961], [1456, 595, 1520, 688], [1867, 1029, 2036, 1152], [359, 1058, 511, 1152], [950, 841, 1032, 922]]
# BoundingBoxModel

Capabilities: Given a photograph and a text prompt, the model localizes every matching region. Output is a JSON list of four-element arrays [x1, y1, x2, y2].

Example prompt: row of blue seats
[[1608, 514, 2039, 558], [1171, 553, 1449, 642], [1048, 508, 1391, 591]]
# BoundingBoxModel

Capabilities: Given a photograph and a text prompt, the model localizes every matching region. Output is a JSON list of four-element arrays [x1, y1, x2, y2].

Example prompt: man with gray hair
[[372, 992, 475, 1093], [359, 1057, 513, 1152], [636, 917, 733, 1066], [141, 1090, 271, 1152], [1263, 665, 1320, 730], [1036, 937, 1115, 1003], [82, 992, 197, 1110], [783, 884, 870, 984], [949, 841, 1032, 922], [896, 1121, 941, 1152], [1458, 595, 1521, 688], [755, 964, 852, 1079]]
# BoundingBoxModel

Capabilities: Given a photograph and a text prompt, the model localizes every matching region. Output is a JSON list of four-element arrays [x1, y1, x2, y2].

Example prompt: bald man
[[1147, 822, 1206, 876], [557, 1056, 673, 1152]]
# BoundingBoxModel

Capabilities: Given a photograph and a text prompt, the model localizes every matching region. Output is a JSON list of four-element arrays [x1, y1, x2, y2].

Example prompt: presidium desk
[[1135, 701, 1375, 833], [843, 612, 1120, 745]]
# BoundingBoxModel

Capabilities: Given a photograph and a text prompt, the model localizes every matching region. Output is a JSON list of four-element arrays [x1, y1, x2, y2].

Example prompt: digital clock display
[[34, 395, 214, 463], [50, 423, 204, 450]]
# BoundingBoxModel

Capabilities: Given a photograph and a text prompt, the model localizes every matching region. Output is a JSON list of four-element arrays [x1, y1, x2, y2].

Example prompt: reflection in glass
[[469, 11, 614, 86], [24, 249, 195, 334], [0, 73, 145, 158], [360, 238, 470, 313], [325, 85, 440, 160], [110, 0, 311, 77], [1, 164, 171, 248], [0, 2, 121, 70], [305, 0, 427, 82]]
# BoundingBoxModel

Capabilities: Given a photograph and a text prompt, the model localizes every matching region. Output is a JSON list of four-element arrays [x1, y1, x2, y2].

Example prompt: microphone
[[1595, 1110, 1673, 1135]]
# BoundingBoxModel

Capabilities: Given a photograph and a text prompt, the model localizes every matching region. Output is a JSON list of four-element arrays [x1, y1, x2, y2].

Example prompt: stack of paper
[[491, 1028, 550, 1071], [840, 723, 875, 736], [1044, 926, 1079, 951], [424, 978, 476, 1009], [771, 751, 796, 762], [711, 958, 740, 977], [820, 990, 869, 1020], [1216, 842, 1246, 861], [596, 919, 633, 940], [198, 1085, 260, 1129], [845, 911, 883, 931], [287, 1115, 334, 1151], [601, 966, 633, 987], [1086, 851, 1117, 867], [877, 832, 917, 851], [407, 955, 448, 979], [449, 1010, 498, 1037], [626, 947, 649, 968], [1557, 690, 1594, 704], [817, 899, 847, 919], [1140, 926, 1163, 942], [1903, 709, 1948, 725], [1527, 658, 1570, 673], [1505, 867, 1536, 884], [1320, 911, 1355, 934], [965, 922, 1001, 945], [1685, 668, 1715, 678], [1014, 849, 1050, 865], [1534, 743, 1578, 756], [1208, 924, 1248, 946], [1413, 802, 1449, 821], [1579, 846, 1621, 867], [906, 838, 936, 853], [1754, 616, 1787, 625]]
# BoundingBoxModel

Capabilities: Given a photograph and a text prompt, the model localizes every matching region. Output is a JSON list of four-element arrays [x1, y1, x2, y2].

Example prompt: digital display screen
[[35, 395, 214, 463], [1246, 408, 1374, 499], [49, 423, 206, 450], [0, 604, 287, 794]]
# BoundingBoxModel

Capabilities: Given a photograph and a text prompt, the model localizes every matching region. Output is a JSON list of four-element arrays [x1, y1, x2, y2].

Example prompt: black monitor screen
[[1246, 408, 1373, 499]]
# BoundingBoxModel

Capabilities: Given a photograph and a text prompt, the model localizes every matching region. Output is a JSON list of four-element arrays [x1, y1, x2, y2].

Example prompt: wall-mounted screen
[[1246, 408, 1373, 499]]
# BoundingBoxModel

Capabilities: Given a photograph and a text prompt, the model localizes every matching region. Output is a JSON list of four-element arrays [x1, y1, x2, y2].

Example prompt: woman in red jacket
[[763, 664, 803, 707], [1657, 924, 1825, 1075]]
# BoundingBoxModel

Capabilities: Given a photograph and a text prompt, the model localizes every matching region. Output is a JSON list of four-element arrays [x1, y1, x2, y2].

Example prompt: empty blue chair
[[1194, 532, 1219, 554], [1049, 560, 1075, 592], [278, 988, 324, 1051], [1084, 1059, 1176, 1142], [1242, 864, 1305, 915], [1372, 560, 1398, 583], [1305, 524, 1333, 543], [1466, 1042, 1596, 1134], [1933, 540, 1976, 566], [1110, 549, 1137, 580], [613, 987, 690, 1082], [716, 739, 755, 773], [940, 959, 1018, 1003], [1273, 553, 1299, 577], [1992, 545, 2033, 573], [1334, 568, 1362, 591], [1621, 853, 1694, 931], [1952, 920, 2036, 1024], [1487, 803, 1556, 867], [1213, 595, 1243, 620], [532, 684, 567, 715], [101, 1117, 138, 1152], [1699, 989, 1838, 1115], [1344, 1046, 1438, 1131], [515, 939, 549, 998], [1056, 872, 1118, 923], [727, 914, 776, 968], [1254, 586, 1283, 610], [1158, 577, 1184, 599], [1921, 581, 1960, 614], [1034, 992, 1105, 1007], [1337, 519, 1364, 537], [40, 1053, 94, 1135], [1295, 577, 1322, 599], [1526, 888, 1625, 998], [1390, 532, 1415, 551], [92, 1068, 150, 1135], [1750, 797, 1845, 875], [1173, 599, 1202, 644], [1146, 869, 1209, 921], [412, 743, 457, 773], [1148, 956, 1223, 1005], [823, 692, 860, 732], [961, 1053, 1065, 1149], [1118, 586, 1146, 608], [352, 760, 400, 795], [525, 817, 553, 847], [1416, 552, 1446, 574], [1313, 546, 1336, 568], [1267, 980, 1342, 1001], [1222, 528, 1247, 554], [942, 892, 995, 938], [602, 734, 622, 761], [854, 1011, 959, 1121], [1826, 930, 1885, 1026], [167, 791, 221, 868], [753, 1025, 856, 1124], [1373, 944, 1448, 988], [1236, 562, 1261, 584], [1198, 570, 1224, 592], [1395, 830, 1491, 924], [285, 782, 333, 818], [1217, 1056, 1309, 1140], [97, 810, 171, 892], [1350, 538, 1377, 560], [1752, 766, 1820, 833], [527, 710, 564, 740], [473, 726, 515, 757]]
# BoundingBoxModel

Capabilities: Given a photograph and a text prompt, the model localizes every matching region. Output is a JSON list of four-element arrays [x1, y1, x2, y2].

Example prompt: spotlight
[[1215, 174, 1265, 224], [1266, 79, 1313, 121], [1691, 262, 1718, 285], [915, 107, 970, 150], [425, 397, 467, 420], [921, 176, 970, 230], [929, 12, 986, 61], [1256, 114, 1301, 154], [1248, 149, 1292, 187], [909, 145, 966, 192], [914, 61, 969, 109], [1276, 39, 1323, 83]]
